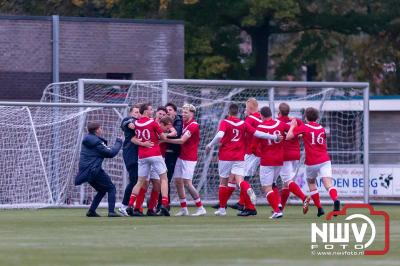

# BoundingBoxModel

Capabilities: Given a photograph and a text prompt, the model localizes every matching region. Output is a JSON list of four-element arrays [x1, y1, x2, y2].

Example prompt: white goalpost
[[0, 78, 373, 208]]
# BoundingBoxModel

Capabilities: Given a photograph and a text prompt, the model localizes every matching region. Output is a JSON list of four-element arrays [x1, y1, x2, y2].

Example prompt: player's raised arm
[[253, 128, 282, 141], [244, 121, 282, 141], [205, 130, 225, 153], [206, 120, 226, 153]]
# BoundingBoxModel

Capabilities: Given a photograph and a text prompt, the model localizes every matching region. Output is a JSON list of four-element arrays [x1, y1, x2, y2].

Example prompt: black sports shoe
[[211, 203, 220, 209], [317, 207, 325, 217], [333, 200, 341, 216], [108, 212, 123, 217], [132, 209, 145, 217], [126, 207, 134, 216], [237, 209, 257, 216], [158, 205, 170, 216], [86, 210, 101, 217], [229, 202, 244, 211], [146, 209, 159, 216]]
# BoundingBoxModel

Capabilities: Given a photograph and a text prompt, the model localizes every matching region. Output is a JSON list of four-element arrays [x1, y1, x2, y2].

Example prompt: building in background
[[0, 15, 184, 100]]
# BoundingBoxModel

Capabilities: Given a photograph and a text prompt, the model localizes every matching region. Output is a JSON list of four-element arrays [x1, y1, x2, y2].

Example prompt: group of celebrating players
[[116, 98, 341, 219]]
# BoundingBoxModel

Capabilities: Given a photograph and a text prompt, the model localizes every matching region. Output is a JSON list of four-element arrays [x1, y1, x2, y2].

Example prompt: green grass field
[[0, 205, 398, 266]]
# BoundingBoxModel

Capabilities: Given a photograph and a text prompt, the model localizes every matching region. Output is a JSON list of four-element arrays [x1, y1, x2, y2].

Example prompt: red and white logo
[[310, 204, 390, 256]]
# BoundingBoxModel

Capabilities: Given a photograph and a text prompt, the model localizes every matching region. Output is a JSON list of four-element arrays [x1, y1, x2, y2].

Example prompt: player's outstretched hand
[[276, 135, 284, 141], [290, 118, 298, 127], [142, 141, 154, 148]]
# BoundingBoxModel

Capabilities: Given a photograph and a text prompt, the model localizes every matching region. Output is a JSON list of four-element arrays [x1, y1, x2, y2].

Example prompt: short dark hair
[[157, 106, 167, 113], [305, 107, 319, 122], [159, 116, 173, 125], [260, 106, 272, 118], [139, 103, 150, 115], [228, 103, 239, 116], [129, 104, 141, 113], [279, 103, 290, 116], [87, 121, 101, 134], [165, 102, 177, 112]]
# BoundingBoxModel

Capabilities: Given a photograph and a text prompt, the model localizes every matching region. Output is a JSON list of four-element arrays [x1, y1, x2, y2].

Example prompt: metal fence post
[[363, 85, 370, 203], [269, 87, 275, 118]]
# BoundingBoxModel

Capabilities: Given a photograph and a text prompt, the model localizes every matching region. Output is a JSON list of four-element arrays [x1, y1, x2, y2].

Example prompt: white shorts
[[244, 154, 260, 177], [138, 156, 167, 178], [172, 158, 197, 180], [260, 166, 282, 186], [279, 160, 299, 183], [148, 167, 160, 180], [305, 161, 332, 180], [218, 160, 245, 178]]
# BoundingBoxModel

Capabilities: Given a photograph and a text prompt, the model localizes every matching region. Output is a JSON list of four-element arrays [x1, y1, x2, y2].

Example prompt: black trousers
[[122, 162, 139, 206], [88, 169, 116, 213]]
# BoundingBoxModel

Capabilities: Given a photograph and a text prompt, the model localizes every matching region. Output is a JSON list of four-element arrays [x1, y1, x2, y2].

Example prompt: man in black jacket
[[75, 122, 122, 217], [157, 102, 183, 209], [118, 105, 140, 216]]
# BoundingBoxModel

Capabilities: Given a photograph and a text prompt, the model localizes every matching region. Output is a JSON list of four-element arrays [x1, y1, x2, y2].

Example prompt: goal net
[[0, 79, 371, 208]]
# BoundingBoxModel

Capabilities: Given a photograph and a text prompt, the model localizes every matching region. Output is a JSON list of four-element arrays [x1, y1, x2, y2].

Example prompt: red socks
[[194, 198, 203, 207], [134, 187, 147, 210], [239, 181, 256, 210], [128, 193, 137, 207], [273, 185, 281, 205], [266, 190, 280, 212], [148, 189, 159, 210], [310, 189, 322, 208], [329, 187, 338, 201], [281, 188, 290, 209], [218, 182, 236, 208], [218, 185, 228, 208], [161, 196, 169, 207], [288, 181, 306, 201], [180, 198, 187, 208]]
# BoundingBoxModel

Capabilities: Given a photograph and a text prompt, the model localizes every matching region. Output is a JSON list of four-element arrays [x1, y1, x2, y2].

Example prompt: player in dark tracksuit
[[75, 122, 122, 217], [156, 102, 183, 210], [118, 105, 141, 216]]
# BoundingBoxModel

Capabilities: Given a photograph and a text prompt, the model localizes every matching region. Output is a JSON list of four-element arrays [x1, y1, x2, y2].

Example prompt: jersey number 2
[[231, 129, 240, 142]]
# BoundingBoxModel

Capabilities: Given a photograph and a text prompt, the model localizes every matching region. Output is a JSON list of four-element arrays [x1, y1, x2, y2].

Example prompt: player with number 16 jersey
[[286, 107, 340, 217]]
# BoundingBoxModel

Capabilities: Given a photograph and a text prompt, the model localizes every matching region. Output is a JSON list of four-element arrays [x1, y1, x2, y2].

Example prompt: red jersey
[[218, 116, 256, 161], [159, 141, 167, 157], [134, 117, 163, 159], [179, 119, 200, 161], [255, 119, 290, 166], [293, 122, 330, 165], [278, 116, 303, 161], [244, 112, 262, 155]]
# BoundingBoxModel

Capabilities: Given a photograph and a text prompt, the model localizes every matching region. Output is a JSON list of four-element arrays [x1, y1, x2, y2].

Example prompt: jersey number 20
[[135, 129, 151, 141]]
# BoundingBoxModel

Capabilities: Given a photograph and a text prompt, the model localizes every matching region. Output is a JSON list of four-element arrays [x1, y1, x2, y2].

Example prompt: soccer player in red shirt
[[163, 104, 206, 216], [206, 104, 280, 216], [253, 106, 289, 219], [131, 115, 177, 216], [128, 103, 171, 216], [286, 107, 340, 217], [277, 103, 310, 214], [227, 98, 263, 211]]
